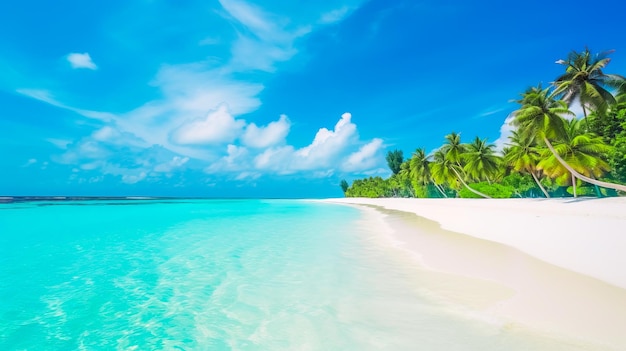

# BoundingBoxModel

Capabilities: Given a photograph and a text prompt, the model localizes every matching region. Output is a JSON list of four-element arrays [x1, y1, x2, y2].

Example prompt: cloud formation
[[172, 104, 246, 145], [342, 138, 384, 172], [16, 0, 383, 186], [242, 114, 290, 148], [66, 53, 98, 70], [319, 6, 352, 24], [203, 112, 384, 178]]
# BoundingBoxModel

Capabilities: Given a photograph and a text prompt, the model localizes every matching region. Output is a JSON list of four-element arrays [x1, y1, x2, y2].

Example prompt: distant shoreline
[[0, 196, 164, 203], [0, 196, 319, 203]]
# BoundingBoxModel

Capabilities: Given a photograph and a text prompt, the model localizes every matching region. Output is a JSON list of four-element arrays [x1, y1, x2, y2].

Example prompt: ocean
[[0, 199, 603, 350]]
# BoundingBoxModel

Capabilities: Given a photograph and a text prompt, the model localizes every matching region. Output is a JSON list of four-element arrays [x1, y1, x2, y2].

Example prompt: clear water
[[0, 199, 603, 350]]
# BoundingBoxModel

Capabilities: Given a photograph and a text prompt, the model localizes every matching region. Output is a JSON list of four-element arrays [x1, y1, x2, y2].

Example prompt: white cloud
[[293, 112, 356, 167], [122, 172, 147, 184], [229, 35, 297, 72], [319, 6, 351, 24], [17, 89, 115, 122], [172, 104, 246, 145], [234, 171, 261, 180], [46, 138, 72, 149], [494, 113, 515, 151], [254, 145, 295, 172], [22, 158, 37, 167], [477, 106, 507, 118], [242, 114, 290, 148], [92, 126, 119, 141], [219, 0, 275, 36], [205, 144, 250, 173], [219, 0, 310, 72], [567, 98, 584, 120], [91, 125, 147, 148], [342, 138, 384, 172], [17, 2, 384, 185], [154, 156, 189, 173], [66, 53, 97, 70], [252, 112, 363, 173]]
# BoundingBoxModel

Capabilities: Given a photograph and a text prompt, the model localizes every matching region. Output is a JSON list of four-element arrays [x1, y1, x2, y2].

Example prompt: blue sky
[[2, 0, 626, 198]]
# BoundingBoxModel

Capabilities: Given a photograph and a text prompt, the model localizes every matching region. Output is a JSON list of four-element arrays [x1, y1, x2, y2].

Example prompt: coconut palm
[[503, 130, 550, 197], [409, 148, 447, 198], [430, 149, 459, 196], [538, 119, 611, 197], [513, 86, 626, 193], [462, 137, 501, 183], [440, 132, 465, 168], [553, 48, 626, 126], [398, 160, 412, 182], [399, 160, 414, 196], [436, 134, 492, 199], [617, 84, 626, 104]]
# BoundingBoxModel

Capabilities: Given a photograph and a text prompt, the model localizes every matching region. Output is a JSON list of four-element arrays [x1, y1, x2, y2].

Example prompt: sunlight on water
[[0, 200, 608, 350]]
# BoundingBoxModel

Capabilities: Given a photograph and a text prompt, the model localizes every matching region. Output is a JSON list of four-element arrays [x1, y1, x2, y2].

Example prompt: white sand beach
[[324, 197, 626, 349]]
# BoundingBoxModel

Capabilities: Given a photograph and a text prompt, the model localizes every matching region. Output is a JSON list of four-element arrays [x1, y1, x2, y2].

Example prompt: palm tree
[[504, 130, 550, 198], [409, 148, 447, 198], [538, 119, 612, 197], [617, 84, 626, 104], [440, 132, 465, 170], [396, 160, 413, 197], [462, 137, 501, 183], [430, 149, 459, 196], [553, 48, 626, 126], [513, 86, 626, 193], [437, 134, 492, 199]]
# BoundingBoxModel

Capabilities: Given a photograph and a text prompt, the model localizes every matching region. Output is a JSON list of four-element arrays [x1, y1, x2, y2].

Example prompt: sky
[[2, 0, 626, 198]]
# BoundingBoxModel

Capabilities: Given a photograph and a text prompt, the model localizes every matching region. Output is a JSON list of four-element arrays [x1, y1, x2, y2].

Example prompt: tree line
[[342, 48, 626, 198]]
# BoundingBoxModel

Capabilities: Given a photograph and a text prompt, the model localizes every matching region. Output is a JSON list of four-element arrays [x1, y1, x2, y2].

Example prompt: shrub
[[459, 182, 514, 198]]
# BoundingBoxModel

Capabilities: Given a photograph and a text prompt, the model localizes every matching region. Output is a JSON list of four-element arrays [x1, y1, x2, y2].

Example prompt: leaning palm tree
[[504, 130, 551, 197], [513, 86, 626, 193], [538, 119, 612, 197], [409, 148, 447, 198], [430, 149, 460, 197], [552, 48, 626, 126], [436, 136, 492, 199], [462, 137, 501, 183]]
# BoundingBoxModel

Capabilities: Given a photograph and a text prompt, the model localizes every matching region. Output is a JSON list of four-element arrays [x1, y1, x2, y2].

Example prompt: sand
[[323, 197, 626, 350]]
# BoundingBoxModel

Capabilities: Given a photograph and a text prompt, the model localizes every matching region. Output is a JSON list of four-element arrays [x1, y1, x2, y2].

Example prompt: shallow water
[[0, 199, 610, 350]]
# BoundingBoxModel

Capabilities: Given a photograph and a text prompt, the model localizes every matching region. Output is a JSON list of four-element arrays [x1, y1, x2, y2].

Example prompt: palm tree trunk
[[581, 104, 590, 131], [530, 171, 550, 198], [594, 184, 602, 198], [543, 137, 626, 193], [451, 168, 492, 199], [571, 173, 577, 198], [433, 182, 448, 198]]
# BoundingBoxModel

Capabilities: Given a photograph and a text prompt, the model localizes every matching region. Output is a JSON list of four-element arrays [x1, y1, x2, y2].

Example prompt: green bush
[[459, 182, 514, 198]]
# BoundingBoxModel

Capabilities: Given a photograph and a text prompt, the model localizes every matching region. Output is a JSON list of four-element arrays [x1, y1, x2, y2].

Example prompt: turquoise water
[[0, 199, 602, 350]]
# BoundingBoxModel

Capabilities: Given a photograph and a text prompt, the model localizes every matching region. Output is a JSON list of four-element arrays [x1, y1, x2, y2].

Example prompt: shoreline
[[321, 197, 626, 349], [323, 197, 626, 289]]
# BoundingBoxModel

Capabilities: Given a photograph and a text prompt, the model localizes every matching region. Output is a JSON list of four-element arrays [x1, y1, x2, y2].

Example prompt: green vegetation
[[344, 48, 626, 198], [340, 179, 349, 194], [385, 150, 404, 175]]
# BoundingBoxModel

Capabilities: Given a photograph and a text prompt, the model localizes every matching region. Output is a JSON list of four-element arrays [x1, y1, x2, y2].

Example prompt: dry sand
[[323, 197, 626, 350]]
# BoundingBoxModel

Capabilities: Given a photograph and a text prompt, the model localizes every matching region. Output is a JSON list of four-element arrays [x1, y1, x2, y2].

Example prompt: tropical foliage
[[343, 48, 626, 198]]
